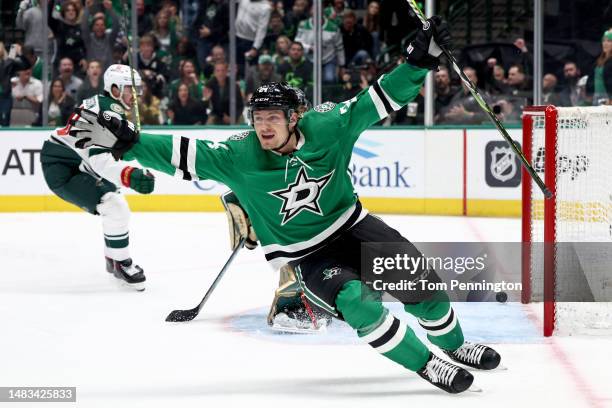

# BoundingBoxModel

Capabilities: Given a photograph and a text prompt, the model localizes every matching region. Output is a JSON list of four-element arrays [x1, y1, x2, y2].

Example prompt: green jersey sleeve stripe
[[375, 76, 402, 111], [372, 81, 393, 114], [170, 136, 199, 180], [368, 83, 391, 119]]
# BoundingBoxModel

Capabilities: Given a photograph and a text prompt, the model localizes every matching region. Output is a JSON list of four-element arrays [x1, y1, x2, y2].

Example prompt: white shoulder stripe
[[187, 137, 198, 179], [171, 136, 183, 179], [368, 86, 388, 120], [377, 76, 402, 111]]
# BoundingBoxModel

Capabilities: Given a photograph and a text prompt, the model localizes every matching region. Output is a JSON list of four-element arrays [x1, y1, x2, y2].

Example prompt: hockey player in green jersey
[[69, 18, 501, 393], [221, 87, 333, 333], [40, 64, 154, 291]]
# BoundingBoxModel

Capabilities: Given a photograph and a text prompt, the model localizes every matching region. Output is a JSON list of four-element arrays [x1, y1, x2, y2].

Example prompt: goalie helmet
[[103, 64, 142, 110], [248, 82, 300, 123]]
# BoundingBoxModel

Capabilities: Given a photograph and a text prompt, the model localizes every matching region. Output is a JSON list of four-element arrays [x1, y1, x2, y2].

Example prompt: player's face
[[253, 110, 290, 150], [121, 85, 135, 108]]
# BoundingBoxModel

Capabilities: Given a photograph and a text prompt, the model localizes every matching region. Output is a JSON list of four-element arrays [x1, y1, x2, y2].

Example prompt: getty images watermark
[[361, 243, 524, 303], [370, 252, 520, 293]]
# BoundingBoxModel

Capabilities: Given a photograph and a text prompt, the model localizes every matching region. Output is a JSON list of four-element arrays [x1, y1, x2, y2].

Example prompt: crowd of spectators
[[0, 0, 609, 127]]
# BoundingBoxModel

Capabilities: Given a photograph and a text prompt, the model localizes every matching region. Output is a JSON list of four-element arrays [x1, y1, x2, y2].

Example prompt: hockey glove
[[405, 16, 452, 70], [221, 191, 258, 250], [121, 167, 155, 194], [69, 108, 139, 160]]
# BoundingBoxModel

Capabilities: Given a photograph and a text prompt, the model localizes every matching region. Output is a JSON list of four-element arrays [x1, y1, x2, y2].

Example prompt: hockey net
[[522, 105, 612, 336]]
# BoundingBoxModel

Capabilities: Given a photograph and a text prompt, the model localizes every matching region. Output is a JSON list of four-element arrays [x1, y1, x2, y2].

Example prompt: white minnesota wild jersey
[[48, 94, 129, 184], [122, 63, 428, 268]]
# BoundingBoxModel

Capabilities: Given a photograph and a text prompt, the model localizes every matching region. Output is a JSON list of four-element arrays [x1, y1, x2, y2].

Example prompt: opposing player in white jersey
[[40, 64, 154, 291]]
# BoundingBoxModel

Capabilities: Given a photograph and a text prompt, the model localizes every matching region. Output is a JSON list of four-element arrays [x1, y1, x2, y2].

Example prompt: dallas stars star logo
[[322, 267, 342, 281], [269, 166, 334, 225]]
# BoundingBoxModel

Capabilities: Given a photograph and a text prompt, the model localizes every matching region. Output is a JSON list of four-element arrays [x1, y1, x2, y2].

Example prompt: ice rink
[[1, 212, 611, 408]]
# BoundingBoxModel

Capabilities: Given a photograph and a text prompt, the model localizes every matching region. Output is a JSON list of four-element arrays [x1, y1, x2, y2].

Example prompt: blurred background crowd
[[0, 0, 610, 127]]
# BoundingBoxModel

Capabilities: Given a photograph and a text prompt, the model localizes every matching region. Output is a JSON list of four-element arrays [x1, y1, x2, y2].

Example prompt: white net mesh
[[528, 106, 612, 335]]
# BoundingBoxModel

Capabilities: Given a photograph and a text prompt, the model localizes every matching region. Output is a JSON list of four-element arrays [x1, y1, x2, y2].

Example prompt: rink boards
[[0, 126, 523, 217]]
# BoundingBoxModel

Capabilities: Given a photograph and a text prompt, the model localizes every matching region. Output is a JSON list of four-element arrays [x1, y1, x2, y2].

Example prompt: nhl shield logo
[[485, 141, 522, 187], [490, 146, 517, 182]]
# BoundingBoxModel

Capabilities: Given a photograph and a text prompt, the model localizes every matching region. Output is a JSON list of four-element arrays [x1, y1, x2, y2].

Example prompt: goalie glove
[[221, 191, 258, 250], [405, 16, 452, 70], [69, 108, 139, 160]]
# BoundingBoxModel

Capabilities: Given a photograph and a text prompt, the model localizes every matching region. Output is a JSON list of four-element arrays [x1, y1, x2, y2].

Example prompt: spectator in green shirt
[[168, 59, 204, 101]]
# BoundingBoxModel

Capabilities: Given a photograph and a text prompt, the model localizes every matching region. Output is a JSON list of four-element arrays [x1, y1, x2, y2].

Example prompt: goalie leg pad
[[268, 264, 333, 331], [267, 264, 304, 326]]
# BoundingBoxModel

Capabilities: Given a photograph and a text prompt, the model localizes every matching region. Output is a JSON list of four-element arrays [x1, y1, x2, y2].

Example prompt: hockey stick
[[121, 0, 141, 132], [165, 238, 245, 322], [404, 0, 552, 199]]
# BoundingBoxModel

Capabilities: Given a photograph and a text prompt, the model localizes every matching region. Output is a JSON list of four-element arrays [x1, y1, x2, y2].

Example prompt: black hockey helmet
[[290, 86, 311, 112], [248, 82, 300, 123]]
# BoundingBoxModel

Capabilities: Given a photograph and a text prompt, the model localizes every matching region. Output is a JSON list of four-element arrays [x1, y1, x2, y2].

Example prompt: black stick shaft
[[404, 0, 552, 199], [121, 0, 141, 131], [194, 238, 245, 315]]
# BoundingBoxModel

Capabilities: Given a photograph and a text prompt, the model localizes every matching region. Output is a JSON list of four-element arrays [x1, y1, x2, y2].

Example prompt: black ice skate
[[443, 342, 501, 370], [105, 257, 114, 274], [107, 258, 146, 291], [417, 353, 474, 394]]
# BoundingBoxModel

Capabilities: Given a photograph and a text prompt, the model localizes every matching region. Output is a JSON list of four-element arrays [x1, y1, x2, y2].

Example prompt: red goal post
[[522, 105, 612, 337]]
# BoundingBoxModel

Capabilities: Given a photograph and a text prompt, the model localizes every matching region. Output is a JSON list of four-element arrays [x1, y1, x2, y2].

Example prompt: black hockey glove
[[405, 16, 452, 70], [69, 108, 140, 160]]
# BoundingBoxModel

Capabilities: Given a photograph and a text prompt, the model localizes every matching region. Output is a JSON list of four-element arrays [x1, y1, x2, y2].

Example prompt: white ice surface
[[0, 213, 611, 408]]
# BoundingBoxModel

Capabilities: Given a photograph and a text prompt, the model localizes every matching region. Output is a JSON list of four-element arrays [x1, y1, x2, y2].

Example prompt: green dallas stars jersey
[[123, 63, 428, 268], [45, 94, 129, 184]]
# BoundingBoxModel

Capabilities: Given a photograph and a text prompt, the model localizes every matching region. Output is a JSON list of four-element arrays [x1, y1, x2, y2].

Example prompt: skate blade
[[270, 323, 327, 334], [126, 281, 145, 292], [468, 384, 483, 392], [496, 364, 508, 371], [110, 275, 145, 292]]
